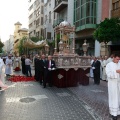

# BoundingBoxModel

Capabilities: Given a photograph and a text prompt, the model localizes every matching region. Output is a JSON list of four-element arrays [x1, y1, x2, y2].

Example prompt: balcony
[[53, 19, 64, 27], [111, 7, 120, 17], [54, 0, 68, 13]]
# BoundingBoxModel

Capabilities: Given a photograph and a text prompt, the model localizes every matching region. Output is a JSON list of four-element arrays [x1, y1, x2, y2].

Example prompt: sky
[[0, 0, 28, 42]]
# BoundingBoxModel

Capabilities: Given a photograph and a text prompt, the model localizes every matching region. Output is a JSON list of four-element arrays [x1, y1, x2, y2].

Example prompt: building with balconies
[[44, 0, 55, 40], [74, 0, 98, 56], [28, 0, 44, 38]]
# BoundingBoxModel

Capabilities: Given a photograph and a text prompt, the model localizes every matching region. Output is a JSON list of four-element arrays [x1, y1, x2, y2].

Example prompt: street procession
[[0, 0, 120, 120]]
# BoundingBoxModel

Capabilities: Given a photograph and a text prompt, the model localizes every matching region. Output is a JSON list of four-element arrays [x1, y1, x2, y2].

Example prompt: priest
[[106, 54, 120, 120], [13, 56, 21, 71], [5, 55, 13, 76]]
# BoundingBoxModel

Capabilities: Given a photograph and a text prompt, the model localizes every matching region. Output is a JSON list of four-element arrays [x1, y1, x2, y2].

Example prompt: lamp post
[[45, 43, 49, 56], [82, 39, 88, 56]]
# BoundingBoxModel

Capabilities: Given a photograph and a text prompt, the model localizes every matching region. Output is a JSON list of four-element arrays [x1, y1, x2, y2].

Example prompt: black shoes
[[112, 115, 117, 120]]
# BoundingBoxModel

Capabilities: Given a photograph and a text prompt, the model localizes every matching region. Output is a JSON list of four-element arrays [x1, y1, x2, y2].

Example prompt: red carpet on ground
[[8, 75, 35, 82]]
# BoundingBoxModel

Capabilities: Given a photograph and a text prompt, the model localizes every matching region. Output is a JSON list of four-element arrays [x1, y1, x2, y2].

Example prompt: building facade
[[44, 0, 55, 40], [28, 0, 44, 38], [13, 22, 28, 56], [74, 0, 98, 56], [3, 35, 14, 55]]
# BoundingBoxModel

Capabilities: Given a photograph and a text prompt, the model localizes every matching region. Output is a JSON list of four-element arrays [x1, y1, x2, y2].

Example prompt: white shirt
[[25, 58, 32, 65]]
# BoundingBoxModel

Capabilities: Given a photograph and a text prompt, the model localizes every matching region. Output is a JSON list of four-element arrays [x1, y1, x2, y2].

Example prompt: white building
[[3, 35, 14, 54], [28, 0, 44, 38], [44, 0, 55, 40]]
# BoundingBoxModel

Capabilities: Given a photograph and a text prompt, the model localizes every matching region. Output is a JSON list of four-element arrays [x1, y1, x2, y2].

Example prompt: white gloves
[[48, 68, 51, 71], [48, 68, 55, 71], [52, 68, 55, 70], [92, 67, 95, 69]]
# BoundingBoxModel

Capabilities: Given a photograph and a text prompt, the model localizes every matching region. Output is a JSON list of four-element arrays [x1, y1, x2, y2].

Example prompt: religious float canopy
[[23, 39, 47, 49]]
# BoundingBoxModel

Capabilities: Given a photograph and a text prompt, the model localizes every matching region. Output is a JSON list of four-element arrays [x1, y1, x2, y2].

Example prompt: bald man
[[44, 55, 56, 88]]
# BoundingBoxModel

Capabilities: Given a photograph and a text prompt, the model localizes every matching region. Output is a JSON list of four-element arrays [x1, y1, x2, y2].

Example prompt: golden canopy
[[23, 39, 47, 49]]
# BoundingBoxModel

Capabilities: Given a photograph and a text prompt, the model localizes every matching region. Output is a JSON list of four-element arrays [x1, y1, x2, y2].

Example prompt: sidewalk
[[0, 68, 116, 120]]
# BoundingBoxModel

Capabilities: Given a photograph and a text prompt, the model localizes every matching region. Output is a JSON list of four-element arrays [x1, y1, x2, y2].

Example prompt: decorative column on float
[[82, 39, 88, 56], [54, 30, 57, 54], [45, 43, 49, 56], [72, 27, 75, 54]]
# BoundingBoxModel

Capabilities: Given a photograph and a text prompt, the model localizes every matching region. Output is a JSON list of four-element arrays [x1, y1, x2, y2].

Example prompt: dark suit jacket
[[35, 59, 42, 72], [92, 60, 101, 73], [39, 59, 46, 72]]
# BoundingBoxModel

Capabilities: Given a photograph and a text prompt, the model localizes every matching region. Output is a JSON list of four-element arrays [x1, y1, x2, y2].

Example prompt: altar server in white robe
[[5, 55, 13, 76], [90, 57, 94, 77], [106, 54, 120, 120], [106, 54, 114, 64], [0, 57, 8, 89], [101, 56, 107, 81], [13, 56, 21, 71]]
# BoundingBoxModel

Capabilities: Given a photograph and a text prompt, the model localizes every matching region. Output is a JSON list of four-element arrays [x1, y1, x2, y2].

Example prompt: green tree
[[30, 36, 44, 43], [18, 36, 27, 55], [0, 40, 4, 53], [93, 18, 120, 43]]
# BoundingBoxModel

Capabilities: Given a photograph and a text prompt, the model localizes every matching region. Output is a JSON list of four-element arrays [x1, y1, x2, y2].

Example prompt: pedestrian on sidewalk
[[25, 56, 32, 77], [106, 53, 120, 120]]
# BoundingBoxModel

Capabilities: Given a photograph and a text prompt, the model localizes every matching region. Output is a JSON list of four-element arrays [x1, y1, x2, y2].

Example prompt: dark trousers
[[26, 65, 32, 77], [44, 71, 53, 87], [93, 71, 100, 84], [40, 71, 44, 84]]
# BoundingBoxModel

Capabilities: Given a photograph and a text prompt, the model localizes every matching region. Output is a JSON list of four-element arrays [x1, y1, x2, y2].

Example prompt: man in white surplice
[[101, 56, 107, 81], [5, 55, 13, 76], [106, 54, 120, 120]]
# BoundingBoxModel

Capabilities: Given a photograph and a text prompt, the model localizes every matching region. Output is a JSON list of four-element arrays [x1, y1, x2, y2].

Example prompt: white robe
[[13, 57, 21, 69], [106, 57, 113, 64], [106, 62, 120, 116], [0, 58, 8, 88], [90, 59, 94, 77], [5, 58, 12, 75], [101, 60, 107, 80]]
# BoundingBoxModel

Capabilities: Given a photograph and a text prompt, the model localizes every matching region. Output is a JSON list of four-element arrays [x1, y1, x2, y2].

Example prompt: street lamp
[[82, 39, 88, 56]]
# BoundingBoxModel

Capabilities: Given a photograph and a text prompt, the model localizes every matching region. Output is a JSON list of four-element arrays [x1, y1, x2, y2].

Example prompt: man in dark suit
[[44, 55, 56, 88], [34, 54, 39, 81], [39, 54, 46, 84], [35, 56, 41, 82], [92, 57, 101, 85]]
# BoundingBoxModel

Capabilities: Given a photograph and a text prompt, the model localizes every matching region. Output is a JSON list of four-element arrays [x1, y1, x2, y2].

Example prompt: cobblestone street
[[0, 69, 119, 120]]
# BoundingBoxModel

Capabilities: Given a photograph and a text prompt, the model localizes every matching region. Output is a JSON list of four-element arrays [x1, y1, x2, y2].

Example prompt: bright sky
[[0, 0, 28, 42]]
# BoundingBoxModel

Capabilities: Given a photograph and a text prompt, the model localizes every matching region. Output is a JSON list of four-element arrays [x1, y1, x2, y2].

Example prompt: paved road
[[0, 68, 119, 120]]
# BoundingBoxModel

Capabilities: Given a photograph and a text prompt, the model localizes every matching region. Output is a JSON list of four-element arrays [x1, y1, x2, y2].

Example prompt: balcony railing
[[54, 0, 68, 12], [53, 19, 64, 27], [111, 7, 120, 17]]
